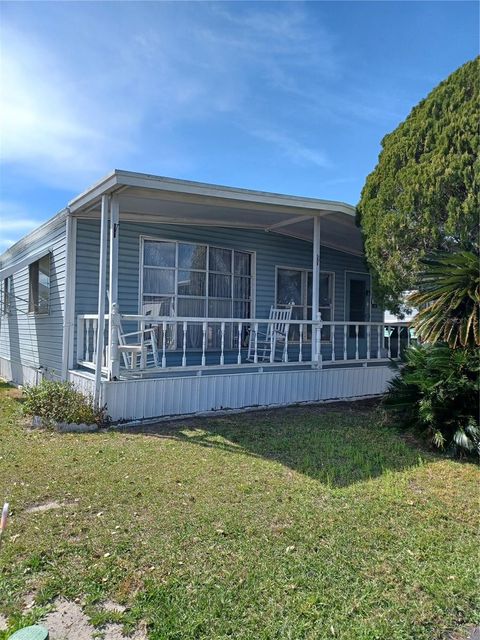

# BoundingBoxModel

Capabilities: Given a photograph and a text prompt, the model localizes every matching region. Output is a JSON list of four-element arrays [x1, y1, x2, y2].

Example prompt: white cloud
[[3, 1, 413, 198], [205, 3, 338, 74], [0, 201, 42, 230], [0, 26, 136, 189], [0, 202, 41, 249], [0, 218, 38, 232], [0, 238, 15, 250], [250, 129, 329, 168], [0, 4, 342, 190], [0, 200, 40, 241]]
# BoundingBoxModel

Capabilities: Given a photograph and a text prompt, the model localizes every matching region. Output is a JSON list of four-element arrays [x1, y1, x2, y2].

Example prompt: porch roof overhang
[[68, 170, 363, 256]]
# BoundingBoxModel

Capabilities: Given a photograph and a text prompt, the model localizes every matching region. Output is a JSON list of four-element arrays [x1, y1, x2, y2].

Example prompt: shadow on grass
[[121, 400, 431, 487]]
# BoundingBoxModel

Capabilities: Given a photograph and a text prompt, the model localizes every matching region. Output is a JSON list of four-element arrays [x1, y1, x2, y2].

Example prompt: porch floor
[[74, 354, 391, 381]]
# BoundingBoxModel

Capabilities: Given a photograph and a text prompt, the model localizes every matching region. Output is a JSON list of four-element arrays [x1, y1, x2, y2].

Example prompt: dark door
[[346, 273, 370, 338]]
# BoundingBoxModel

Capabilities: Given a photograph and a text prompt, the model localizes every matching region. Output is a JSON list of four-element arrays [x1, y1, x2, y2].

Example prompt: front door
[[346, 273, 370, 338]]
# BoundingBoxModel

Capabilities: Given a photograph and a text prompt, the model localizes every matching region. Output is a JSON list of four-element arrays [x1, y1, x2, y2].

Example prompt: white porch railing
[[76, 314, 109, 373], [76, 313, 414, 378]]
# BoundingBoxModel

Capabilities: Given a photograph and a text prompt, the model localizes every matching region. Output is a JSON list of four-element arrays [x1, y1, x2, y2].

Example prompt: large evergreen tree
[[357, 58, 479, 312]]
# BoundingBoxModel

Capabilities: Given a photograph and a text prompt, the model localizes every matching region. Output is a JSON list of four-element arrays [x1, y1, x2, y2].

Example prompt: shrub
[[384, 343, 479, 457], [408, 251, 479, 349], [23, 380, 108, 428]]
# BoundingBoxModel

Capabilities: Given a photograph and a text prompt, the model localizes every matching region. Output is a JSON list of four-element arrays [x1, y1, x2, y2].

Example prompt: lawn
[[0, 381, 478, 639]]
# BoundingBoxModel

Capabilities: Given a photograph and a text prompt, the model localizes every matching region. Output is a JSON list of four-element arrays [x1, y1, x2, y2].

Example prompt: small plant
[[23, 380, 108, 428], [384, 344, 479, 457], [408, 251, 480, 349]]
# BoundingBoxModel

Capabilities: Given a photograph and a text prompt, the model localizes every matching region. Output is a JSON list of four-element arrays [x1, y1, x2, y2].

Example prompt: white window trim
[[139, 235, 257, 320], [275, 265, 335, 343]]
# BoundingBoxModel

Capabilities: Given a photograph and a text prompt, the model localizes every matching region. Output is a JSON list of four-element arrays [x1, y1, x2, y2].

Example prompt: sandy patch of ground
[[23, 593, 36, 609], [103, 622, 148, 640], [102, 600, 127, 614], [41, 598, 146, 640], [25, 501, 66, 514], [444, 626, 480, 640], [42, 599, 93, 639]]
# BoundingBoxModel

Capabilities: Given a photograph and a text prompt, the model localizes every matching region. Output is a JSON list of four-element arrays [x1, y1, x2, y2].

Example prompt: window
[[142, 239, 253, 349], [3, 276, 12, 314], [276, 267, 334, 341], [29, 254, 51, 314]]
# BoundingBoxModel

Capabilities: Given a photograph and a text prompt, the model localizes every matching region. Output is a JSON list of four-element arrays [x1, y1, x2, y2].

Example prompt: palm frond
[[409, 251, 480, 348]]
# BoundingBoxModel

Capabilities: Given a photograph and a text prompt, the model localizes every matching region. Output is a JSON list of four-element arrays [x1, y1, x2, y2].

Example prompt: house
[[0, 171, 410, 422]]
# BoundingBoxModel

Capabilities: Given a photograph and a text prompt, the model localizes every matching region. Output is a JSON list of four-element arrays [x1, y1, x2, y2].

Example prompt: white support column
[[61, 214, 77, 379], [108, 196, 120, 380], [94, 195, 110, 405], [312, 216, 321, 363]]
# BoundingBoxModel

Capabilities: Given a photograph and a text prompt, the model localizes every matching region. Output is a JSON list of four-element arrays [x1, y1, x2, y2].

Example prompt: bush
[[23, 380, 108, 428], [384, 343, 479, 457], [408, 250, 479, 349]]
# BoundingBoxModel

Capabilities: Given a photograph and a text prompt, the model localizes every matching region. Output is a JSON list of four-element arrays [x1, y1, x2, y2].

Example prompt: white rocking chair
[[247, 306, 293, 362], [111, 304, 159, 369]]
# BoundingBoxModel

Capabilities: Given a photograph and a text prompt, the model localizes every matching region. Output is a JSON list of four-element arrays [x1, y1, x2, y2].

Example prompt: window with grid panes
[[142, 239, 252, 349]]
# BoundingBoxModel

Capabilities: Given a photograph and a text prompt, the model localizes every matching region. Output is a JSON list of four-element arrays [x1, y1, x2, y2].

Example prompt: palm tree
[[408, 251, 479, 349]]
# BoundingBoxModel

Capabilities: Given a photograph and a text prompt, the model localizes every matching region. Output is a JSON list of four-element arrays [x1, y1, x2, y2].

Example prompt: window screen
[[29, 254, 51, 314]]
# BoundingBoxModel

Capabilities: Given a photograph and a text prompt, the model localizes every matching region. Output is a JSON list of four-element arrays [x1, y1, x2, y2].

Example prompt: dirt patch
[[408, 479, 425, 495], [444, 626, 480, 640], [0, 382, 23, 400], [102, 600, 127, 614], [25, 501, 65, 514], [41, 599, 92, 639], [23, 592, 36, 610], [103, 622, 147, 640], [41, 598, 146, 640]]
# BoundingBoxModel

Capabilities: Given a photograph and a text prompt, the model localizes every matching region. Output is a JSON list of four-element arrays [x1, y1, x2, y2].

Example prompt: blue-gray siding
[[75, 220, 383, 358], [0, 215, 383, 383], [0, 220, 67, 380]]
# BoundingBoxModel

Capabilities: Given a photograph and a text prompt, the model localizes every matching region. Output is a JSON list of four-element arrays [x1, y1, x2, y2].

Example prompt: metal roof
[[70, 170, 363, 255], [1, 170, 364, 263]]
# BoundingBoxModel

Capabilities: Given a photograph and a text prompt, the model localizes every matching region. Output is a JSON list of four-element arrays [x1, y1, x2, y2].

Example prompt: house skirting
[[0, 356, 54, 387], [68, 364, 395, 423]]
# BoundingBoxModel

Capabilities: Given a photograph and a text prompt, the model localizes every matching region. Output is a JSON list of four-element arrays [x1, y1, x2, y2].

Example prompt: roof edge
[[68, 170, 119, 212], [1, 171, 357, 264], [114, 170, 356, 216], [69, 169, 356, 216]]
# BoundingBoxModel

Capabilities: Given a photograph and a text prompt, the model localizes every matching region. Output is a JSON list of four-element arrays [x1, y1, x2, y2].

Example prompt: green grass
[[0, 381, 478, 639]]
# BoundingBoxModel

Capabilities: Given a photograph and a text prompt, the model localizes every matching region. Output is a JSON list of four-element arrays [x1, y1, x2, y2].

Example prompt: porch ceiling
[[69, 170, 364, 255]]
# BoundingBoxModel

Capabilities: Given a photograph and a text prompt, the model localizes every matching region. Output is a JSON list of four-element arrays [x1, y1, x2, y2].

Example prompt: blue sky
[[0, 1, 478, 250]]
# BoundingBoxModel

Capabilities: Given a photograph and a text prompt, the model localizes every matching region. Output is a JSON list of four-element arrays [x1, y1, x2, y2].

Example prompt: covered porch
[[64, 171, 410, 419]]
